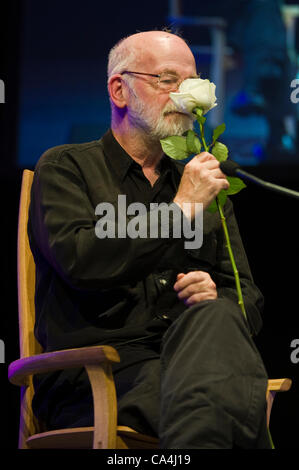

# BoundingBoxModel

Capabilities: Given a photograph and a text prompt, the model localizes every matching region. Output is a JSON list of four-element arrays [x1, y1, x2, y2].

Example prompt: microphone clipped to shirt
[[220, 160, 299, 201]]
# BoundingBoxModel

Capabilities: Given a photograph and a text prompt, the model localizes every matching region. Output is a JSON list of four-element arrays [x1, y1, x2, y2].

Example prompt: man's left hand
[[173, 271, 217, 306]]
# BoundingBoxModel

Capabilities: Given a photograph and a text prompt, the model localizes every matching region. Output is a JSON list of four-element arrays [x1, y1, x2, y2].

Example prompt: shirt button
[[156, 313, 171, 323]]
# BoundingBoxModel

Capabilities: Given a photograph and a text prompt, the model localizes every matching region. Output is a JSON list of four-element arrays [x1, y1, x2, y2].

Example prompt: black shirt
[[28, 129, 264, 356]]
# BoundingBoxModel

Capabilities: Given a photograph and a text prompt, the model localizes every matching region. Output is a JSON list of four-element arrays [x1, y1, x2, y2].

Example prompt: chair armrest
[[267, 378, 292, 394], [266, 378, 292, 428], [8, 345, 120, 386]]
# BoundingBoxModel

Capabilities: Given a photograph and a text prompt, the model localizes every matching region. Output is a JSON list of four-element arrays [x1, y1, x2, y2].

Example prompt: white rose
[[170, 78, 217, 116]]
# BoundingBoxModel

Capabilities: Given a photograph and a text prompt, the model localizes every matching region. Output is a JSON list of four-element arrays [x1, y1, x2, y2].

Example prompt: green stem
[[195, 108, 208, 152], [216, 199, 247, 322], [201, 125, 208, 152], [195, 107, 247, 321]]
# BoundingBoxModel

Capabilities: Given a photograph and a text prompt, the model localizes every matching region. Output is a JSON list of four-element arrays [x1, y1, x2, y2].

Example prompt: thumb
[[177, 273, 185, 280]]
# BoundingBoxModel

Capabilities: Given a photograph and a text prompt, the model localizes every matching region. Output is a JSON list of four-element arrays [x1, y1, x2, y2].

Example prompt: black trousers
[[34, 298, 271, 449]]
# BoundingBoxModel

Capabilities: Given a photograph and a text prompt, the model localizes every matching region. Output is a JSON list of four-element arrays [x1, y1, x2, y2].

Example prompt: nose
[[170, 80, 182, 93]]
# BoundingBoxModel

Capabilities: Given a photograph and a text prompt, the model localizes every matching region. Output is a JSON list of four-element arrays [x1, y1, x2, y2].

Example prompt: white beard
[[127, 92, 194, 141]]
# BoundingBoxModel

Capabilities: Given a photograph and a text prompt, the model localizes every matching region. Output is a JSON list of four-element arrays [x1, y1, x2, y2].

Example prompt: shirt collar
[[101, 128, 182, 190], [101, 129, 135, 181]]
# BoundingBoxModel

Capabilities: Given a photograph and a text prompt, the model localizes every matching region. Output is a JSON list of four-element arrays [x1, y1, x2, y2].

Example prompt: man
[[29, 30, 270, 448]]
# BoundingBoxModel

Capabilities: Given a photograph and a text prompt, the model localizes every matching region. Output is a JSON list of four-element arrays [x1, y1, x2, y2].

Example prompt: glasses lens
[[158, 73, 180, 91]]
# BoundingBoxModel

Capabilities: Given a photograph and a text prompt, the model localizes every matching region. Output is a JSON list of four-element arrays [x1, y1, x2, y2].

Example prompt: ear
[[108, 74, 128, 109]]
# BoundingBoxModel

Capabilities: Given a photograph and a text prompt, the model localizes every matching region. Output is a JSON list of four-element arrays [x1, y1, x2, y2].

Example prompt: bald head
[[121, 31, 195, 69], [107, 30, 196, 78]]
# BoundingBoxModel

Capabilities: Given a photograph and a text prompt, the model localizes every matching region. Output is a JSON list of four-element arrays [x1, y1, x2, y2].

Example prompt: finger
[[176, 273, 185, 281], [184, 291, 217, 306], [210, 168, 230, 181], [209, 170, 230, 190], [195, 152, 217, 163], [193, 156, 220, 169], [177, 282, 205, 300], [174, 271, 208, 291], [214, 175, 230, 190], [190, 158, 229, 184], [177, 278, 216, 300]]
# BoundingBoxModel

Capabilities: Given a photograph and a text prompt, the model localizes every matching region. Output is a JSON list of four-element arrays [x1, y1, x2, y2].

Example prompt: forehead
[[133, 35, 197, 76]]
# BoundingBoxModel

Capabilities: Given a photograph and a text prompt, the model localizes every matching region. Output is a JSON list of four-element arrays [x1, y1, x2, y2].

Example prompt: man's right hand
[[173, 152, 229, 219]]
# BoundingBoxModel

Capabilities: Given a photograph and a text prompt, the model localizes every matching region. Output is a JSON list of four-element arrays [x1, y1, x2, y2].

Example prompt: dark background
[[1, 0, 299, 450]]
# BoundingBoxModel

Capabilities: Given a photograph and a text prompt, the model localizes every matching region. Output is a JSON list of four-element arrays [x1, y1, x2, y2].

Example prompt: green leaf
[[207, 177, 246, 213], [186, 130, 197, 154], [212, 123, 226, 144], [207, 190, 227, 213], [160, 136, 189, 160], [216, 190, 227, 209], [207, 199, 218, 213], [186, 130, 202, 154], [226, 176, 246, 195], [194, 137, 202, 154], [211, 141, 228, 162]]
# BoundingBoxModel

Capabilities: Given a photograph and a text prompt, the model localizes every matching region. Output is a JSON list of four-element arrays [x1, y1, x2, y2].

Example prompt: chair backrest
[[17, 169, 43, 447], [17, 169, 42, 358]]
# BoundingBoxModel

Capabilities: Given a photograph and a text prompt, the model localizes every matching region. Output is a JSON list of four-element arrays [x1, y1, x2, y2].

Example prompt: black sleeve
[[214, 199, 264, 336], [28, 158, 185, 290]]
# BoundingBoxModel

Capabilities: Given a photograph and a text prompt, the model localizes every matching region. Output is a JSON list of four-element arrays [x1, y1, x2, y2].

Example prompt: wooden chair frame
[[8, 170, 292, 449]]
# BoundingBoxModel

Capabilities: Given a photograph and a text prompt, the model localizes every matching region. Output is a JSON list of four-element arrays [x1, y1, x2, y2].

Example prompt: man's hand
[[173, 152, 229, 219], [174, 271, 217, 306]]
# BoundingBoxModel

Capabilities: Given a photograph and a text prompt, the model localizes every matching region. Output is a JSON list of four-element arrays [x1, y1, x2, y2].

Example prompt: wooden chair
[[8, 169, 292, 449]]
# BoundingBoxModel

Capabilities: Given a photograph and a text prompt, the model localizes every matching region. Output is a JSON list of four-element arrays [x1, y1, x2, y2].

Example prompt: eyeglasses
[[120, 71, 199, 92]]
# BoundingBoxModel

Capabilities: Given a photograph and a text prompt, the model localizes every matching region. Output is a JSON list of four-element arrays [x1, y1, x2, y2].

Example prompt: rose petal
[[174, 78, 217, 115], [169, 91, 197, 115]]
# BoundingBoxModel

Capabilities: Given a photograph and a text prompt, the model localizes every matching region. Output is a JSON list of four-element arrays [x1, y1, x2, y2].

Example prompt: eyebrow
[[159, 68, 200, 78]]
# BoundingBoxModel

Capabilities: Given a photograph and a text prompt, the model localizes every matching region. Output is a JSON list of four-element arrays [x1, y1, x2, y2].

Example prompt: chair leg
[[18, 380, 43, 449], [85, 363, 118, 449]]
